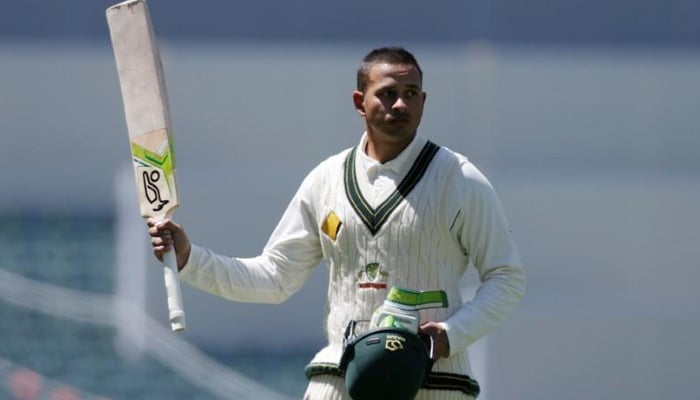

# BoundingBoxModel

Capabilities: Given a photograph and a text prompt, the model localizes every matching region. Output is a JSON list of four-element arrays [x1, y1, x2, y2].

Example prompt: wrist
[[178, 243, 191, 271]]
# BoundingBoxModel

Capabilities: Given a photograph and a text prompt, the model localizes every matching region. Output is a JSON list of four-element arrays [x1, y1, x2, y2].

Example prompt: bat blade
[[107, 0, 185, 332]]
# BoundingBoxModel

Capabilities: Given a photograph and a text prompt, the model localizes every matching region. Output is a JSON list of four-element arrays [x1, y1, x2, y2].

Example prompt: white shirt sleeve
[[440, 161, 526, 354], [179, 166, 324, 304]]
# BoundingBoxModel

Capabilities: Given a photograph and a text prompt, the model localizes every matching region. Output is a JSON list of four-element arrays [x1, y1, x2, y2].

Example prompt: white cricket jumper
[[180, 134, 525, 399]]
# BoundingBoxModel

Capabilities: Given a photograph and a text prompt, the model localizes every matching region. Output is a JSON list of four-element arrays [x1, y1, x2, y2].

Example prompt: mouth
[[388, 115, 411, 124]]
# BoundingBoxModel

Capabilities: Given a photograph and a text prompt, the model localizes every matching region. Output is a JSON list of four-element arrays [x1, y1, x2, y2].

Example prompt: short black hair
[[356, 47, 423, 92]]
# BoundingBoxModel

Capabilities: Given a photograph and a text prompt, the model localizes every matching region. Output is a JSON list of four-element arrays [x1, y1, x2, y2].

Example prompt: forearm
[[179, 244, 314, 304], [441, 263, 526, 355]]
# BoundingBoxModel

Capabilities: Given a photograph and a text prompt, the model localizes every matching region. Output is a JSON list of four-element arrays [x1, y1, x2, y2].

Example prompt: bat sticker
[[142, 169, 170, 212], [135, 165, 173, 216]]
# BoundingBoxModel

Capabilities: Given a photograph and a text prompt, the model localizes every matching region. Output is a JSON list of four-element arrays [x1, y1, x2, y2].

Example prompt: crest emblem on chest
[[357, 262, 389, 289]]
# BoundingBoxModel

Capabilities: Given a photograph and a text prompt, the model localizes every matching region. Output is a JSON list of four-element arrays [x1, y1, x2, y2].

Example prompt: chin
[[383, 132, 416, 145], [387, 125, 417, 137]]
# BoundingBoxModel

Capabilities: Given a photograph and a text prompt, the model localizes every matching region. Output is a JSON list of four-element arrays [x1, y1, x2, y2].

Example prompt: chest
[[317, 146, 449, 282]]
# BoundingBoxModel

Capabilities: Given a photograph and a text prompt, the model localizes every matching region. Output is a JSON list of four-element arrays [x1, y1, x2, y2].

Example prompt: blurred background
[[1, 0, 699, 399]]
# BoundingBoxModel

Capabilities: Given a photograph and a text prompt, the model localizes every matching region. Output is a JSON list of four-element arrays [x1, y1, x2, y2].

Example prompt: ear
[[352, 90, 366, 116]]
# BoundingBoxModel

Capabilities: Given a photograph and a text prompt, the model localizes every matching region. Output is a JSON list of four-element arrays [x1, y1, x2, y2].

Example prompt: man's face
[[353, 62, 426, 143]]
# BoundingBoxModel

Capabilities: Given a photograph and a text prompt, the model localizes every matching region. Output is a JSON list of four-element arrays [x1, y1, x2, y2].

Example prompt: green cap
[[340, 327, 434, 400]]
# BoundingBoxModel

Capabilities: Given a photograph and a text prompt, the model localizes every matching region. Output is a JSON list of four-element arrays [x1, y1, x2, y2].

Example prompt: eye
[[379, 89, 397, 99]]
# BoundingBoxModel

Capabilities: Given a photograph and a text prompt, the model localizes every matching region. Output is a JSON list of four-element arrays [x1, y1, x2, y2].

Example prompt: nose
[[392, 96, 408, 111]]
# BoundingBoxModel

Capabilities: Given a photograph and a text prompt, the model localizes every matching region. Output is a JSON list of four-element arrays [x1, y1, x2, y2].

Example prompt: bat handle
[[162, 248, 186, 332]]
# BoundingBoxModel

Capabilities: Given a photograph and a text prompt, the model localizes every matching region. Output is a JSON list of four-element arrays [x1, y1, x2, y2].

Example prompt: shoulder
[[308, 146, 353, 178], [434, 145, 493, 190], [435, 146, 510, 232], [318, 146, 354, 169]]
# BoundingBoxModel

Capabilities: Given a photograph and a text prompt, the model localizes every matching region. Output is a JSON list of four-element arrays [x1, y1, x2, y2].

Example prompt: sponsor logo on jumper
[[321, 211, 342, 241]]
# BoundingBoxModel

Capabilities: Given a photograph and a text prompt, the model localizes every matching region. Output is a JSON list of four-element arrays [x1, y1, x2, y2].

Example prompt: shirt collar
[[356, 131, 428, 177]]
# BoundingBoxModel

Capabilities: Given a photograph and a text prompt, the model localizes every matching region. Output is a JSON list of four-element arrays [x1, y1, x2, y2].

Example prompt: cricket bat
[[106, 0, 185, 332]]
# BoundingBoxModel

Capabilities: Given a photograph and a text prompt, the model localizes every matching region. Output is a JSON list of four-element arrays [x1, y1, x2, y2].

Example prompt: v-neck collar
[[357, 133, 427, 177], [344, 140, 440, 235]]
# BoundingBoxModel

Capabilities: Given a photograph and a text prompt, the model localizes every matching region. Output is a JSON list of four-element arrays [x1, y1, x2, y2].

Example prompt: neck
[[364, 131, 416, 163]]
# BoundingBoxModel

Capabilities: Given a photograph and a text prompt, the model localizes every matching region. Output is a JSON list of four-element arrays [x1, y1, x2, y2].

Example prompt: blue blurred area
[[0, 216, 308, 398], [0, 0, 699, 47]]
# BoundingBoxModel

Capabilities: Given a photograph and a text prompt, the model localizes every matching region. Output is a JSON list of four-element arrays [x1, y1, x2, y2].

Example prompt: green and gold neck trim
[[344, 141, 440, 235]]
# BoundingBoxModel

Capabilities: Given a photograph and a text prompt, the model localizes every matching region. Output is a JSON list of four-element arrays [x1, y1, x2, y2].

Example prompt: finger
[[148, 224, 160, 236], [419, 321, 436, 332], [150, 236, 171, 255], [148, 226, 169, 239], [148, 219, 176, 236], [152, 244, 172, 254], [155, 218, 176, 230]]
